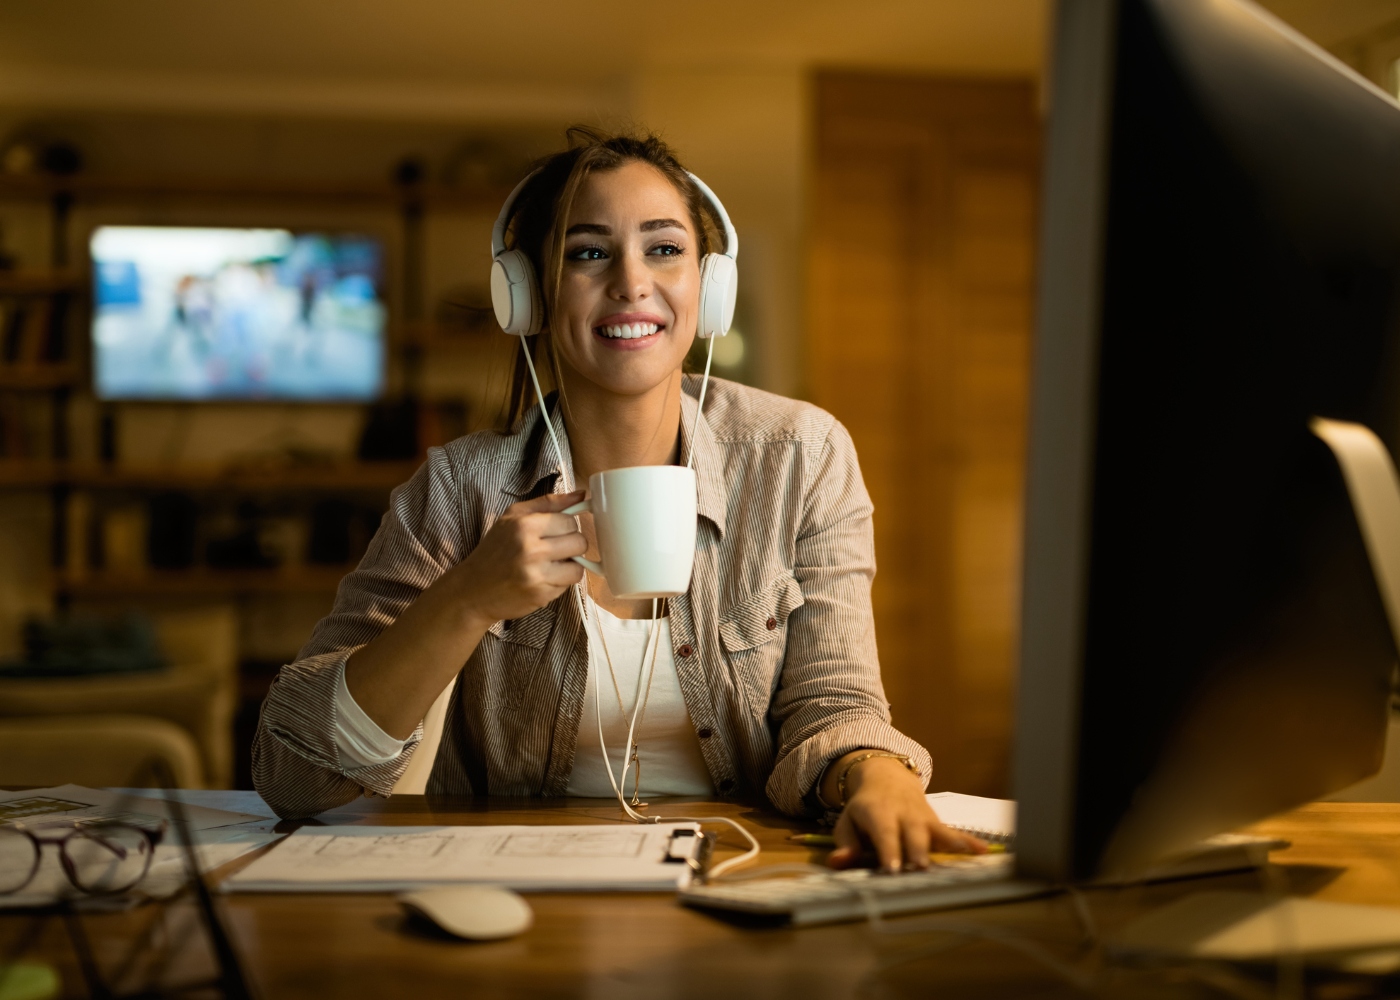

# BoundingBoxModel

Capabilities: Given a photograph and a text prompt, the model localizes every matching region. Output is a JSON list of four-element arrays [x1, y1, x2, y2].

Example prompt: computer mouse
[[397, 886, 533, 941]]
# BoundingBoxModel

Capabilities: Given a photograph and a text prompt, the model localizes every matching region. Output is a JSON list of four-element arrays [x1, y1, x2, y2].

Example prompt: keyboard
[[679, 854, 1049, 927]]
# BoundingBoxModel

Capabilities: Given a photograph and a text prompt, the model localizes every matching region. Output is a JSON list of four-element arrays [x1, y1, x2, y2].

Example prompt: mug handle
[[561, 499, 605, 576]]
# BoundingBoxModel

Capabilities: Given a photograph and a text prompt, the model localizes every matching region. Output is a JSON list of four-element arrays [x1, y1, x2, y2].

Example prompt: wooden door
[[809, 72, 1040, 796]]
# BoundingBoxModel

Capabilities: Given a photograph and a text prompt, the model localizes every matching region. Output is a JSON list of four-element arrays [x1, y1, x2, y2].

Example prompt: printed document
[[226, 822, 702, 892], [0, 784, 266, 832]]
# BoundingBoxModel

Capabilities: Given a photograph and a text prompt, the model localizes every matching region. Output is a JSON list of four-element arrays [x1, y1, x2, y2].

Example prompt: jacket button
[[765, 617, 777, 630], [719, 778, 735, 792], [678, 644, 694, 658], [697, 727, 713, 740]]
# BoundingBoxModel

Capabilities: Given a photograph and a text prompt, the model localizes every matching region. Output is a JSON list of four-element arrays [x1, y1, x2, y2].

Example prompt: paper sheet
[[225, 822, 701, 893], [0, 784, 267, 832], [926, 792, 1017, 843], [0, 785, 278, 909]]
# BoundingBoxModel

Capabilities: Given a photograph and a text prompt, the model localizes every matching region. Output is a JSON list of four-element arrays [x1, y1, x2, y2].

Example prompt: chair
[[0, 605, 238, 789]]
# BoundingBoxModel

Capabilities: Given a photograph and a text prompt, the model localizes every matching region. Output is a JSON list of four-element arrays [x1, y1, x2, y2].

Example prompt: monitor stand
[[1311, 417, 1400, 653], [1113, 890, 1400, 967], [1108, 418, 1400, 964]]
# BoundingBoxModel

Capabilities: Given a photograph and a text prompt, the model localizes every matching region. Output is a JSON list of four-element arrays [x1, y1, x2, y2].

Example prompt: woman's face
[[549, 160, 700, 398]]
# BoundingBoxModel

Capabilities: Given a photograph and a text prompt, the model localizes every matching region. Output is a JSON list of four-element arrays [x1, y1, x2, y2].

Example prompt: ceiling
[[0, 1, 1397, 123], [0, 0, 1050, 122]]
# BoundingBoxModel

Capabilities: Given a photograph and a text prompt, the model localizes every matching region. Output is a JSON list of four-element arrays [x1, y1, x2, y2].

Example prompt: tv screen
[[90, 226, 386, 401]]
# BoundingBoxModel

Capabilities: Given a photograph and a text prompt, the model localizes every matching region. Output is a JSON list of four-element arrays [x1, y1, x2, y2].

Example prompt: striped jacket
[[252, 376, 932, 819]]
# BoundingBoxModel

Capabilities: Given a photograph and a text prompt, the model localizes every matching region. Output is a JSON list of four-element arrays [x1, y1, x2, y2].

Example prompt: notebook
[[924, 791, 1288, 882], [926, 792, 1016, 845]]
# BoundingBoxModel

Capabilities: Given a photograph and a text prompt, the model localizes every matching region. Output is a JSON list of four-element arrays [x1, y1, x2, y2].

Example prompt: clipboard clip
[[669, 830, 716, 883]]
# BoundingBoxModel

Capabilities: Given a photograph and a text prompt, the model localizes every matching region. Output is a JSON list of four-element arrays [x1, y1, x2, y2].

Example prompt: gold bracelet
[[832, 751, 919, 807]]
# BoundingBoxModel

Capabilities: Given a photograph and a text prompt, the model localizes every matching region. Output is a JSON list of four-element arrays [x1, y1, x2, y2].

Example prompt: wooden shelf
[[0, 270, 83, 295], [58, 566, 352, 597], [0, 365, 82, 389], [0, 173, 507, 209], [0, 460, 419, 490]]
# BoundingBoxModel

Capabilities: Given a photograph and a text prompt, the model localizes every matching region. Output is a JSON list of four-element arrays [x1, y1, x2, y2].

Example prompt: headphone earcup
[[490, 249, 543, 336], [696, 252, 738, 339]]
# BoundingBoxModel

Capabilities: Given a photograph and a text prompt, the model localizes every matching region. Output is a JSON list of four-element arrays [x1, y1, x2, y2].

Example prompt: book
[[16, 296, 51, 365]]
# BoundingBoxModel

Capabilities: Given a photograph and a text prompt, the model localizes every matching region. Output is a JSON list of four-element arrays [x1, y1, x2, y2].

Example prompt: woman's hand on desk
[[826, 755, 986, 873]]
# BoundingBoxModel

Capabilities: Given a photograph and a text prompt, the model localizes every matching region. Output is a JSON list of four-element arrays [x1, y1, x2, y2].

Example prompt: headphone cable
[[515, 333, 758, 876]]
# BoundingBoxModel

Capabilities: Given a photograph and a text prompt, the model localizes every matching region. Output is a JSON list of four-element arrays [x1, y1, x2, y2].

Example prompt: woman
[[253, 128, 982, 872]]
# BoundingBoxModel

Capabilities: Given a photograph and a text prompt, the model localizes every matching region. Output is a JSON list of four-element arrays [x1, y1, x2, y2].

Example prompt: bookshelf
[[0, 365, 81, 390], [0, 167, 477, 607], [0, 172, 502, 210], [0, 158, 508, 790], [0, 459, 420, 491]]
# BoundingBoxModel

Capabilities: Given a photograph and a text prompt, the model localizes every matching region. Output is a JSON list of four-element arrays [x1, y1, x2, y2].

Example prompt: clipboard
[[225, 822, 703, 893]]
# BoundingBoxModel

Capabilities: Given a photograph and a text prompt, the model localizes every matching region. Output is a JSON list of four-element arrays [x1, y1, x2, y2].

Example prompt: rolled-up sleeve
[[763, 418, 932, 816], [252, 447, 465, 819]]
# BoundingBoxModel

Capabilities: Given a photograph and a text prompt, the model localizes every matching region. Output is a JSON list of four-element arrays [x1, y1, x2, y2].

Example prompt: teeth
[[599, 323, 660, 339]]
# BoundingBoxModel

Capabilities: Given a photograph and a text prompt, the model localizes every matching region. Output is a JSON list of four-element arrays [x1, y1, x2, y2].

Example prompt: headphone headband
[[491, 171, 535, 260], [491, 169, 737, 262]]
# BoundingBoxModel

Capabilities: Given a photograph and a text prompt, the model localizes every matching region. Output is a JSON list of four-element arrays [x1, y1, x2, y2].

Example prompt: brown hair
[[497, 125, 724, 431]]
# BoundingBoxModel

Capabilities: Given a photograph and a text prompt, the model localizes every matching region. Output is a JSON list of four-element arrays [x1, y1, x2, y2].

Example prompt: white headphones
[[490, 169, 739, 340]]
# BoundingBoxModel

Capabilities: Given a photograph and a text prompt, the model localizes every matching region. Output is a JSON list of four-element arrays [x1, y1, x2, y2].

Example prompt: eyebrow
[[564, 218, 688, 237]]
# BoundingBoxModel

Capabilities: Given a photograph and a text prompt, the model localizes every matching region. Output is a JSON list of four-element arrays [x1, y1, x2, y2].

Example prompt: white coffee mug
[[562, 466, 697, 599]]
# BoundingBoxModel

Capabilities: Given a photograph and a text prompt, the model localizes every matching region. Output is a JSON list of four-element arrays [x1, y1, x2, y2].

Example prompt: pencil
[[788, 834, 1007, 853]]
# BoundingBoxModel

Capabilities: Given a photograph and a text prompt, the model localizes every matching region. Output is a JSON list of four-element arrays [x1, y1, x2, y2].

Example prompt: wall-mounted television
[[90, 226, 386, 401]]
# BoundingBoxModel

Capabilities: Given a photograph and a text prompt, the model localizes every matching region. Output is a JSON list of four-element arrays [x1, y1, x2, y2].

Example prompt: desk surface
[[6, 795, 1400, 999]]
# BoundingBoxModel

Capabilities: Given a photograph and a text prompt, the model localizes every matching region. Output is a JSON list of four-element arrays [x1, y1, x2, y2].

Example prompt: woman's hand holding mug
[[344, 490, 588, 741], [448, 490, 589, 629]]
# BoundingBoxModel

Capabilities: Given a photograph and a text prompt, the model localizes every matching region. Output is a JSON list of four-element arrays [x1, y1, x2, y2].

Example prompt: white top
[[332, 601, 715, 799], [334, 660, 404, 767], [567, 600, 715, 798]]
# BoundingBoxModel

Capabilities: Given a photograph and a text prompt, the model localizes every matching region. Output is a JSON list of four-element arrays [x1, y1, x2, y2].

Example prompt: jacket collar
[[502, 379, 727, 537], [504, 393, 577, 500], [678, 379, 727, 538]]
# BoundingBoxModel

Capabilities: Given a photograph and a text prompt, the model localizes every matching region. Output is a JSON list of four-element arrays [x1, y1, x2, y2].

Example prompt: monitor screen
[[90, 226, 386, 401], [1013, 0, 1400, 882]]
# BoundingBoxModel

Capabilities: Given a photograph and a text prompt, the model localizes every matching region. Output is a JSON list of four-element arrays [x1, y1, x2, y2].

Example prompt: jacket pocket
[[486, 602, 555, 649], [482, 602, 556, 711], [718, 574, 804, 711]]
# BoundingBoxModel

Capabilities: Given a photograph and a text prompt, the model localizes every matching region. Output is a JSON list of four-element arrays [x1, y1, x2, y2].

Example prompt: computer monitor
[[90, 226, 386, 401], [1014, 0, 1400, 882]]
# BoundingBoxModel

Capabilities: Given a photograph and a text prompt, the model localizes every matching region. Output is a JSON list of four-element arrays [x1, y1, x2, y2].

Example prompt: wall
[[0, 71, 809, 662], [632, 69, 807, 398], [808, 72, 1040, 797]]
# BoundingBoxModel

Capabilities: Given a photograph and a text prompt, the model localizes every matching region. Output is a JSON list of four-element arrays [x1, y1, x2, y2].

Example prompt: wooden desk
[[6, 797, 1400, 999]]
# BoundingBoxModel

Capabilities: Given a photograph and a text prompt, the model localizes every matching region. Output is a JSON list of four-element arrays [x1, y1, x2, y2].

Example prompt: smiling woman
[[252, 127, 982, 873]]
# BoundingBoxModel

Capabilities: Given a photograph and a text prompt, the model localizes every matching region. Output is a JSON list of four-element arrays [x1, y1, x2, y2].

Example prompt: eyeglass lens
[[0, 826, 41, 893], [63, 825, 155, 893]]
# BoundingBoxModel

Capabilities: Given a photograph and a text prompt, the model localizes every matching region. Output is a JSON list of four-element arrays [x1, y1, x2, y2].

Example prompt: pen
[[787, 834, 1007, 853]]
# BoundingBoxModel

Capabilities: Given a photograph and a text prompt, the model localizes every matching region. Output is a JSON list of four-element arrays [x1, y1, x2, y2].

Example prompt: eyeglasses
[[0, 820, 165, 897]]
